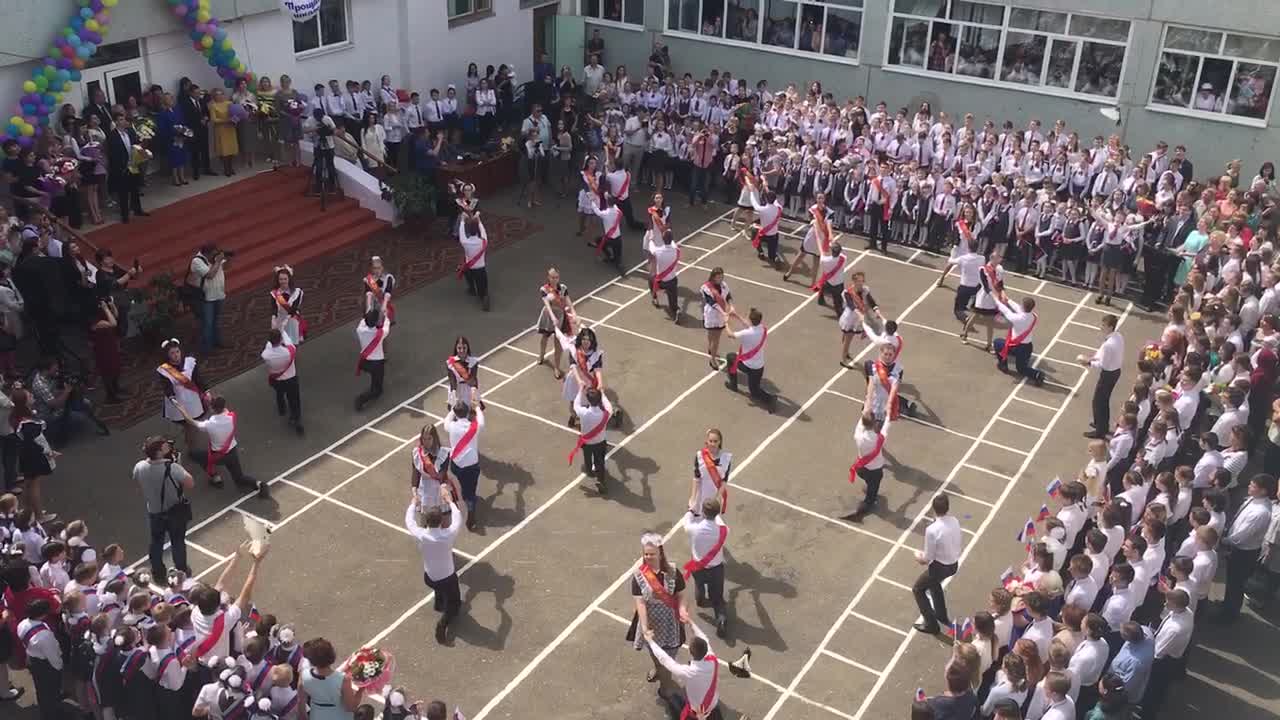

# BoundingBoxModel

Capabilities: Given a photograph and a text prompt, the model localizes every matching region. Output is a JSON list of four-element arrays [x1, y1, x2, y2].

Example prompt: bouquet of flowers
[[229, 103, 250, 124], [80, 141, 107, 176], [285, 96, 309, 119], [128, 146, 154, 175], [55, 158, 80, 184], [132, 115, 157, 143], [36, 173, 65, 206], [346, 646, 394, 689]]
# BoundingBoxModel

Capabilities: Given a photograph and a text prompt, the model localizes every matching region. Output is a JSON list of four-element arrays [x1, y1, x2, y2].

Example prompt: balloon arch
[[4, 0, 256, 147]]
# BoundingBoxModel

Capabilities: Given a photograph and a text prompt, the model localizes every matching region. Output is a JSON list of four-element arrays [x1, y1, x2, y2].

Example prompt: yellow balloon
[[103, 0, 118, 6], [19, 124, 34, 137], [85, 19, 100, 32], [201, 35, 213, 49], [22, 80, 36, 94], [198, 0, 210, 8], [197, 10, 210, 22], [221, 38, 233, 51]]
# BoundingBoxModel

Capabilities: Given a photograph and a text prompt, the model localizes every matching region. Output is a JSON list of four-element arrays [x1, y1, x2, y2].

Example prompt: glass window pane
[[797, 4, 824, 52], [1075, 42, 1122, 97], [476, 0, 491, 10], [319, 0, 346, 44], [1009, 7, 1066, 34], [603, 0, 622, 21], [1068, 15, 1129, 43], [927, 21, 956, 73], [624, 0, 644, 23], [702, 0, 726, 35], [893, 0, 943, 17], [1228, 63, 1275, 119], [1224, 34, 1280, 62], [950, 1, 1003, 26], [1152, 53, 1199, 108], [1002, 32, 1046, 86], [823, 6, 862, 59], [956, 25, 998, 78], [1044, 38, 1077, 89], [764, 0, 798, 49], [678, 0, 699, 32], [293, 17, 319, 53], [888, 17, 928, 67], [1163, 27, 1221, 54], [825, 0, 863, 7], [451, 0, 472, 17], [725, 0, 756, 40], [1193, 57, 1234, 112]]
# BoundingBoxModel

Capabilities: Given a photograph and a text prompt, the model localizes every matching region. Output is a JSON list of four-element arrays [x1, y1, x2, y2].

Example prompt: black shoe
[[465, 509, 478, 532], [137, 211, 151, 217], [696, 598, 712, 608], [293, 421, 305, 435], [1083, 430, 1106, 439], [0, 686, 24, 702], [913, 622, 942, 635], [278, 405, 287, 417], [435, 617, 448, 644], [724, 380, 738, 392], [355, 396, 367, 411], [257, 481, 271, 499], [715, 615, 728, 638]]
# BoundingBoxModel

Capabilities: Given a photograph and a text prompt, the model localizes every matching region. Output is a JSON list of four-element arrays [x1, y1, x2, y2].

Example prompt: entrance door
[[533, 3, 558, 73], [77, 59, 146, 108]]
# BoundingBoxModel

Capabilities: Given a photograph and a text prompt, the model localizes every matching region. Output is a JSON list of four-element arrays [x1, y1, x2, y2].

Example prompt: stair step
[[223, 220, 387, 296]]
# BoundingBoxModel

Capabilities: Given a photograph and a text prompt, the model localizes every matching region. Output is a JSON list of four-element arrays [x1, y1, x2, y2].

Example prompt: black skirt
[[1102, 244, 1127, 270]]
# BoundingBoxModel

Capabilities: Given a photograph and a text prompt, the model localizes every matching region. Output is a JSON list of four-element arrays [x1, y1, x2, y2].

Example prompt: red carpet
[[86, 167, 388, 294]]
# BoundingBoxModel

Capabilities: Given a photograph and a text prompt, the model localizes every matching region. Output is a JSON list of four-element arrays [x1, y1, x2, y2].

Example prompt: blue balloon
[[77, 45, 91, 58], [214, 28, 228, 41], [83, 42, 96, 53], [70, 17, 84, 30], [190, 29, 202, 41], [21, 104, 35, 115], [57, 70, 70, 82], [68, 34, 81, 46], [69, 70, 82, 81], [207, 56, 217, 67], [80, 7, 93, 17]]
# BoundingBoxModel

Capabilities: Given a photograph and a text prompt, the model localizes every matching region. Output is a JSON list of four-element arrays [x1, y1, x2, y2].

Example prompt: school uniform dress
[[446, 354, 480, 410], [363, 272, 396, 324], [355, 318, 390, 409], [693, 450, 732, 513], [158, 356, 206, 425], [802, 206, 836, 256], [270, 287, 305, 343], [261, 333, 301, 427], [537, 283, 572, 338], [412, 443, 455, 513], [840, 286, 878, 335], [18, 618, 62, 718], [700, 279, 734, 333], [578, 170, 601, 216], [558, 338, 604, 407], [15, 418, 54, 479], [626, 563, 686, 654], [405, 500, 464, 626]]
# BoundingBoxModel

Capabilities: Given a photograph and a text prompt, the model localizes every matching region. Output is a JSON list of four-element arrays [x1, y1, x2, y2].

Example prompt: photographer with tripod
[[306, 107, 340, 200], [134, 435, 195, 578]]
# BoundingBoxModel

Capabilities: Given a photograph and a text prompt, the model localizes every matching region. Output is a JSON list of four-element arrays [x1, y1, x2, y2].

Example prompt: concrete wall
[[580, 0, 1280, 174]]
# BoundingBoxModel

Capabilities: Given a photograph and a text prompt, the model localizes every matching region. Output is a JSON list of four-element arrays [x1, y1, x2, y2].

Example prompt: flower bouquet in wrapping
[[128, 146, 154, 175], [346, 646, 394, 689], [285, 96, 309, 119], [132, 115, 157, 143], [256, 94, 277, 119], [81, 142, 107, 176], [229, 103, 250, 124], [55, 158, 80, 185]]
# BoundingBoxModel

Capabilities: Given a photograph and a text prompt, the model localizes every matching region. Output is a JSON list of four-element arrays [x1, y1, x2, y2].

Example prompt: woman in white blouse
[[475, 78, 498, 140], [381, 101, 406, 169], [980, 653, 1029, 717], [647, 119, 675, 192], [360, 111, 387, 173]]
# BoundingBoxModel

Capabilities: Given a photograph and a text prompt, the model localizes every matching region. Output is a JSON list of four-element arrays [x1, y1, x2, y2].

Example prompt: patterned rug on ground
[[98, 212, 540, 428]]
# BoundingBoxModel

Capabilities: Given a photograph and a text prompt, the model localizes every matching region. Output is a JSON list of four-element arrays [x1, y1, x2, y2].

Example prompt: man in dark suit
[[81, 88, 112, 130], [1143, 199, 1195, 309], [106, 113, 146, 223], [1171, 145, 1193, 189], [180, 82, 212, 179]]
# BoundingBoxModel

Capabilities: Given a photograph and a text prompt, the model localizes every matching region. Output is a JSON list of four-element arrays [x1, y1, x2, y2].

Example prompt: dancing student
[[992, 294, 1046, 386], [443, 398, 484, 531], [937, 203, 981, 290], [589, 192, 626, 275], [864, 160, 897, 253], [784, 192, 835, 289], [701, 267, 734, 370], [961, 247, 1007, 351], [261, 328, 302, 434], [550, 319, 622, 429], [410, 424, 459, 515], [863, 332, 915, 421], [575, 155, 604, 237], [649, 228, 681, 322], [730, 157, 755, 231], [269, 265, 305, 343], [605, 158, 644, 231], [405, 485, 464, 643], [836, 270, 884, 366], [642, 193, 671, 288], [682, 498, 730, 639], [814, 241, 850, 311], [170, 393, 267, 497], [725, 307, 777, 413], [571, 380, 613, 493], [846, 411, 891, 520], [626, 533, 690, 690], [537, 268, 575, 379], [748, 185, 785, 266], [354, 309, 390, 411], [457, 212, 491, 311], [157, 338, 208, 456], [362, 255, 396, 325], [447, 180, 478, 239], [1091, 205, 1155, 306], [689, 428, 732, 516], [445, 335, 482, 413]]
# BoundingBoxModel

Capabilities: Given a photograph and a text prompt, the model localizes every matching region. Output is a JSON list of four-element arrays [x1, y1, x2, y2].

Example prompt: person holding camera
[[29, 355, 110, 445], [135, 435, 195, 578], [90, 297, 124, 404], [186, 243, 228, 354]]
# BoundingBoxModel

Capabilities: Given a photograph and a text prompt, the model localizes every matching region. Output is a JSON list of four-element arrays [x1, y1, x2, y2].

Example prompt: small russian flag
[[958, 617, 975, 642], [1016, 518, 1037, 545], [1037, 503, 1051, 521], [915, 688, 927, 702], [999, 566, 1015, 585], [1046, 476, 1063, 498]]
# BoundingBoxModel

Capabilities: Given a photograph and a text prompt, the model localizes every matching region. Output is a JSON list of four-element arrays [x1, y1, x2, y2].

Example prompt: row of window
[[291, 0, 500, 56], [586, 0, 1278, 124]]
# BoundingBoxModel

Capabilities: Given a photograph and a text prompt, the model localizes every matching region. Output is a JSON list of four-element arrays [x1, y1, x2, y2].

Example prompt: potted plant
[[387, 172, 437, 225], [132, 272, 184, 345]]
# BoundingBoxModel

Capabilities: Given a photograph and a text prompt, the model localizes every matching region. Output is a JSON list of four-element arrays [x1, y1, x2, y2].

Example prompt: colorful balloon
[[22, 80, 36, 94]]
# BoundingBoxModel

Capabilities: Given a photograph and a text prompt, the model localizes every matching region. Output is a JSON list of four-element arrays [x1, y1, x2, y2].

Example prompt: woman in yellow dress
[[209, 88, 239, 176], [256, 75, 279, 169]]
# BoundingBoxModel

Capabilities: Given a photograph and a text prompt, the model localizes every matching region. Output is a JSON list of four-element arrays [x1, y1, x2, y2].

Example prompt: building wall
[[582, 0, 1280, 174]]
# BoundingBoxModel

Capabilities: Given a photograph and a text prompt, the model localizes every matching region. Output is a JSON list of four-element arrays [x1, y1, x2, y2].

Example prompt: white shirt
[[192, 603, 243, 666], [444, 408, 484, 468], [1022, 616, 1054, 662], [1193, 449, 1223, 488], [684, 512, 728, 569], [1064, 574, 1100, 610], [1101, 585, 1135, 627], [1085, 549, 1110, 590], [853, 419, 889, 471], [17, 619, 61, 669], [1027, 671, 1079, 718], [953, 252, 984, 287], [194, 412, 237, 452], [1089, 332, 1125, 372], [732, 324, 767, 369], [923, 515, 963, 565], [995, 298, 1036, 345], [459, 219, 488, 270], [1057, 504, 1087, 549], [261, 334, 297, 382], [355, 319, 390, 361], [1039, 698, 1075, 720], [1153, 608, 1194, 659], [1190, 550, 1217, 599], [649, 622, 719, 712], [981, 673, 1028, 717], [1070, 637, 1109, 687], [574, 395, 612, 441], [650, 241, 680, 281], [39, 561, 69, 591], [149, 644, 187, 691], [1226, 497, 1273, 550], [1211, 407, 1247, 445], [405, 501, 463, 581]]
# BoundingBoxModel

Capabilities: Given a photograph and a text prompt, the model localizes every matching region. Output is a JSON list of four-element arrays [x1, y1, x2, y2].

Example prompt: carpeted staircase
[[86, 166, 389, 294]]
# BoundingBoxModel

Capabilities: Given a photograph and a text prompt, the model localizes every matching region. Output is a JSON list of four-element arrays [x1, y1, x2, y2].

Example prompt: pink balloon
[[174, 5, 187, 16], [195, 22, 207, 33]]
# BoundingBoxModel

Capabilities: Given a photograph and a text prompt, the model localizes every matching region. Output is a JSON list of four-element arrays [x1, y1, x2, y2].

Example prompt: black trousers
[[912, 560, 958, 628], [692, 563, 726, 618], [114, 176, 143, 222], [1141, 246, 1174, 307], [188, 445, 252, 486], [927, 214, 950, 250], [1142, 655, 1187, 718], [654, 278, 678, 316], [856, 466, 884, 506], [148, 508, 191, 577], [464, 267, 490, 298], [581, 439, 607, 479], [358, 358, 386, 406], [954, 284, 978, 316], [600, 235, 624, 269], [761, 232, 779, 262], [1092, 368, 1121, 431], [451, 460, 481, 514], [727, 360, 774, 405], [1221, 545, 1262, 618], [424, 571, 462, 621], [29, 656, 62, 720], [191, 129, 211, 175], [818, 283, 843, 312], [272, 376, 302, 423], [867, 204, 888, 250], [993, 339, 1041, 382]]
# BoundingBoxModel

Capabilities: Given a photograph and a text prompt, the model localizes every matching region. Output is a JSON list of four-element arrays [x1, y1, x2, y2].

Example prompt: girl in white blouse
[[382, 101, 405, 168], [980, 653, 1029, 717], [475, 79, 497, 140]]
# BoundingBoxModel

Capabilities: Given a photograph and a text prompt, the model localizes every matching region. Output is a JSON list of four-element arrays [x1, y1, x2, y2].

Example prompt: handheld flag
[[959, 617, 974, 642], [1037, 503, 1051, 521], [1046, 476, 1063, 498], [999, 566, 1015, 585], [1016, 518, 1037, 545]]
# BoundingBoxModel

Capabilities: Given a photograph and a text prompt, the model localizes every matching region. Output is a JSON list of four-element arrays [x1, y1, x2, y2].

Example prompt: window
[[1151, 25, 1279, 122], [584, 0, 644, 25], [450, 0, 493, 20], [293, 0, 350, 54], [665, 0, 863, 63], [885, 1, 1130, 99]]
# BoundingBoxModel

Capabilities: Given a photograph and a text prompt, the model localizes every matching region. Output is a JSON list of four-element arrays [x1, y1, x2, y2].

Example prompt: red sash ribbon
[[648, 206, 668, 236], [595, 210, 623, 255], [700, 448, 728, 509], [652, 247, 682, 292], [156, 651, 179, 678], [1000, 312, 1037, 361], [956, 219, 974, 249], [617, 171, 631, 200], [190, 611, 226, 662], [267, 344, 296, 384], [416, 445, 461, 501], [456, 235, 488, 278], [272, 290, 308, 339], [122, 650, 147, 685], [568, 409, 611, 464], [159, 363, 201, 394], [811, 254, 846, 292], [849, 432, 886, 482], [365, 274, 395, 322], [575, 349, 600, 389], [20, 622, 48, 645], [639, 564, 681, 612], [447, 356, 472, 384], [870, 178, 892, 221], [678, 655, 720, 720], [682, 524, 728, 578], [449, 420, 479, 465], [874, 360, 901, 420], [356, 325, 385, 375], [729, 325, 767, 374], [702, 282, 729, 315], [981, 264, 1005, 304], [753, 207, 780, 250], [811, 206, 833, 254], [205, 412, 236, 476]]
